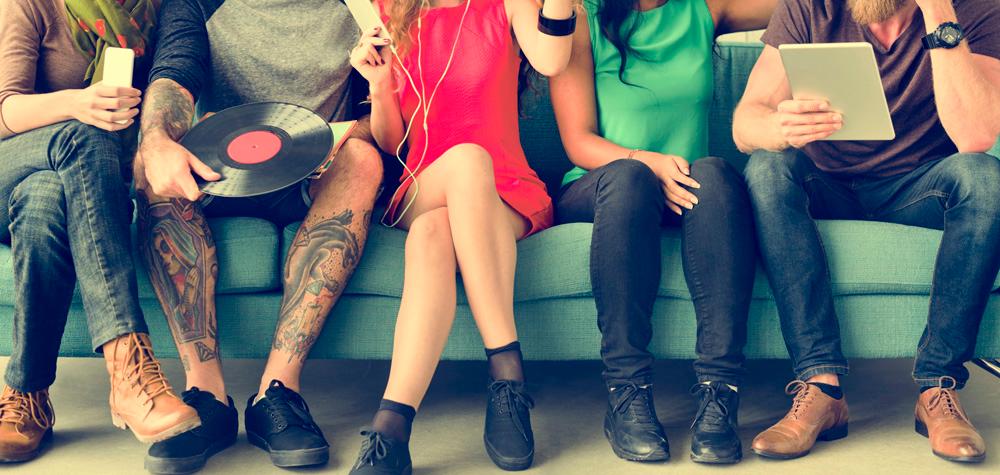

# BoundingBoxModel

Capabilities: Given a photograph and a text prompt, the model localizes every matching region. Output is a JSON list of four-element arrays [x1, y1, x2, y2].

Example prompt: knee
[[593, 159, 663, 211], [8, 172, 67, 237], [52, 121, 122, 164], [688, 157, 750, 210], [743, 150, 801, 203], [405, 209, 456, 262], [943, 153, 1000, 209], [330, 138, 384, 188], [440, 143, 495, 190]]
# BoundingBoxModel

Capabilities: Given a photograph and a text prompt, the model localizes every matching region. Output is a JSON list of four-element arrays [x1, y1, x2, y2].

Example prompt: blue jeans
[[557, 157, 757, 387], [0, 121, 148, 392], [744, 150, 1000, 389]]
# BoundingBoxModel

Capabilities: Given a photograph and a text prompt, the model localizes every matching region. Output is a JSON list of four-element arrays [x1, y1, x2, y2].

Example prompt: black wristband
[[538, 8, 577, 37]]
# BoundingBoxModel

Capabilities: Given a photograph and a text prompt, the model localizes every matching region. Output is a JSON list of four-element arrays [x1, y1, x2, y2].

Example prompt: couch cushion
[[284, 219, 1000, 304], [0, 216, 280, 306]]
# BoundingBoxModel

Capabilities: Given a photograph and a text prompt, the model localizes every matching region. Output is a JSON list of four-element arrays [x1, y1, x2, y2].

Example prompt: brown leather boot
[[0, 387, 54, 462], [915, 377, 986, 463], [752, 380, 849, 459], [105, 333, 200, 443]]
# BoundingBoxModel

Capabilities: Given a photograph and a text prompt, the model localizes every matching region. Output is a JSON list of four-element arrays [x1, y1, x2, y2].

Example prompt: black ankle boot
[[484, 380, 535, 471], [604, 382, 670, 462], [690, 382, 741, 464]]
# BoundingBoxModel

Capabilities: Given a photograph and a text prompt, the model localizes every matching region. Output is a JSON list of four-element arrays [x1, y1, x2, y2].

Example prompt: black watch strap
[[922, 33, 940, 50]]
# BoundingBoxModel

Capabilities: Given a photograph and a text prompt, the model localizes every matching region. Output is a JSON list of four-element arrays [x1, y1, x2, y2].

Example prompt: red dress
[[384, 0, 554, 235]]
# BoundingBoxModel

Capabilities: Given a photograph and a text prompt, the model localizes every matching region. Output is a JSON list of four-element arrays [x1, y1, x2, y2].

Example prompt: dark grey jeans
[[744, 150, 1000, 389], [0, 121, 148, 392]]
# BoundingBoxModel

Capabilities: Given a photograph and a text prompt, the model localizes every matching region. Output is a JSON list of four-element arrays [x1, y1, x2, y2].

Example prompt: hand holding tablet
[[779, 42, 896, 142]]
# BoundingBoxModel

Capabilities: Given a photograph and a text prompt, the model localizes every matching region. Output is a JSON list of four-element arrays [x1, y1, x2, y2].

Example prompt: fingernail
[[819, 103, 828, 110], [692, 197, 699, 205], [384, 38, 391, 44], [685, 203, 694, 210], [692, 183, 701, 189], [835, 123, 842, 129], [833, 114, 843, 122]]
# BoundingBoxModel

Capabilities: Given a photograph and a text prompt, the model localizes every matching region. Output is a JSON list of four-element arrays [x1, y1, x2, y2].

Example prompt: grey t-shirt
[[761, 0, 1000, 178], [150, 0, 361, 122]]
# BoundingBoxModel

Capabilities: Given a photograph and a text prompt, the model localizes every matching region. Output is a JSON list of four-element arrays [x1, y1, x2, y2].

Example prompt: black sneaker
[[145, 388, 238, 474], [690, 382, 741, 464], [484, 380, 535, 471], [245, 380, 329, 467], [348, 430, 412, 475], [604, 382, 670, 462]]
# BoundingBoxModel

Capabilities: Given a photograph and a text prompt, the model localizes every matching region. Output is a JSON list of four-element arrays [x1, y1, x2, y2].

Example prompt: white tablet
[[779, 42, 895, 141]]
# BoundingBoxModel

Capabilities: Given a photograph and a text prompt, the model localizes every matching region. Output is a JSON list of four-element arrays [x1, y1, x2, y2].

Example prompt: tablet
[[779, 42, 895, 141]]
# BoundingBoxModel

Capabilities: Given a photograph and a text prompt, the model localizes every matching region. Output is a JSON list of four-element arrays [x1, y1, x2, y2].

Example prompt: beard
[[848, 0, 906, 24]]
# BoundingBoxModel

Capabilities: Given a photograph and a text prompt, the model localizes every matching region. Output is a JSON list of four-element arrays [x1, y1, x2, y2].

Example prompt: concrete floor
[[1, 357, 998, 475]]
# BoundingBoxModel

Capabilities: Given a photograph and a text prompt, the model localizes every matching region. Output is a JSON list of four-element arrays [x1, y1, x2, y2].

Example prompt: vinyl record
[[181, 102, 334, 198]]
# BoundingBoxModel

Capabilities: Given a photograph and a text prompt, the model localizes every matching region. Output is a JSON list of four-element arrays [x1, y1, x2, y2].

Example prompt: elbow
[[534, 62, 568, 78], [953, 132, 999, 154]]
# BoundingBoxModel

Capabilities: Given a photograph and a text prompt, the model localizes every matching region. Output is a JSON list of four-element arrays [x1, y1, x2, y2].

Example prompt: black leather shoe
[[245, 380, 329, 467], [145, 388, 238, 474], [690, 382, 742, 464], [484, 380, 535, 471], [604, 382, 670, 462], [348, 430, 412, 475]]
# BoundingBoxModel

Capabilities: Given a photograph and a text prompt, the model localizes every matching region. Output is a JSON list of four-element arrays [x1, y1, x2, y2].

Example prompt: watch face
[[940, 25, 961, 46]]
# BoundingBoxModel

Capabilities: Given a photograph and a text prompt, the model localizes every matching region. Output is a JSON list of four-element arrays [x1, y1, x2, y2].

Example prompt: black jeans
[[744, 150, 1000, 389], [557, 157, 757, 387], [0, 121, 148, 392]]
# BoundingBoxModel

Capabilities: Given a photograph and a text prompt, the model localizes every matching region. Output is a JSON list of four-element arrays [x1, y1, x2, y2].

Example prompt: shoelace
[[927, 376, 964, 421], [263, 385, 320, 434], [689, 384, 729, 429], [123, 334, 170, 404], [490, 380, 535, 441], [355, 430, 390, 467], [784, 380, 813, 420], [610, 382, 655, 423], [0, 388, 53, 434]]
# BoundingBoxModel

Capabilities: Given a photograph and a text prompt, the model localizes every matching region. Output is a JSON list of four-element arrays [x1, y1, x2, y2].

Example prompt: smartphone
[[344, 0, 390, 39], [102, 47, 136, 124]]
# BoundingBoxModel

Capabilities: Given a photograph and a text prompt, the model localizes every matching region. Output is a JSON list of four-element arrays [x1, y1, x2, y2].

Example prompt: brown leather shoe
[[752, 380, 849, 459], [105, 333, 200, 443], [915, 377, 986, 463], [0, 387, 54, 462]]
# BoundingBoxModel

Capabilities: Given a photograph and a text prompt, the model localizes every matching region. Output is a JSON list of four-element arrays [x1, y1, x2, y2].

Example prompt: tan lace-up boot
[[0, 386, 54, 462], [105, 333, 200, 443]]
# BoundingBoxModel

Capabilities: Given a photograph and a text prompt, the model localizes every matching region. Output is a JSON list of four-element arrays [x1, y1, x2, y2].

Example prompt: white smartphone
[[344, 0, 390, 39], [102, 47, 135, 124], [779, 42, 896, 141]]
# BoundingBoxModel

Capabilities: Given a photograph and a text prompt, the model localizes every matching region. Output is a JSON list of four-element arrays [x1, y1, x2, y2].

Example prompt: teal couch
[[2, 43, 999, 366]]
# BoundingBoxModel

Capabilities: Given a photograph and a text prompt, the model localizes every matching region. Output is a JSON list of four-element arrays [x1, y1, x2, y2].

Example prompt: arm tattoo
[[141, 79, 196, 141], [137, 194, 220, 363], [272, 209, 364, 363]]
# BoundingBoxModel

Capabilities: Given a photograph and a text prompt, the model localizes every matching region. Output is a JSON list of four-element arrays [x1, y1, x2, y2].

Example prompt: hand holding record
[[140, 128, 222, 202], [180, 102, 334, 198]]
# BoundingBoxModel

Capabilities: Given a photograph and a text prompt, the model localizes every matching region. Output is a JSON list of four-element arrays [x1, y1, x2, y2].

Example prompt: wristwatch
[[922, 21, 965, 50]]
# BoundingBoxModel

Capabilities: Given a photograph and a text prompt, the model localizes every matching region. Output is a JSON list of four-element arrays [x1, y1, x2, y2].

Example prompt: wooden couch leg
[[973, 359, 1000, 379]]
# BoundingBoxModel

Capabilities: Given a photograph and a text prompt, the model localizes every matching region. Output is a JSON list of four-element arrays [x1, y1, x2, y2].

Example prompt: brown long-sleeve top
[[0, 0, 89, 139]]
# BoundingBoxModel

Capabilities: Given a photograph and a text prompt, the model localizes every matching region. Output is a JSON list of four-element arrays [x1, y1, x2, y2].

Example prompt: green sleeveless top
[[562, 0, 715, 187]]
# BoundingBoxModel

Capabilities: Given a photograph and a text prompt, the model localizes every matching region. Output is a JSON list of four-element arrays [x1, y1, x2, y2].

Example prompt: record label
[[180, 102, 334, 198], [226, 130, 282, 165]]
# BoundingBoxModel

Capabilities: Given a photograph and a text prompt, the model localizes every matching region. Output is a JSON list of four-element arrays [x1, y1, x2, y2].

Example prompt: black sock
[[372, 399, 416, 443], [808, 382, 843, 400], [485, 341, 525, 382]]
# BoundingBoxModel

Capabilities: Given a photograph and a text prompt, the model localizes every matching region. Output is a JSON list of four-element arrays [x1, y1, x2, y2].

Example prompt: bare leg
[[381, 143, 527, 409], [257, 139, 382, 395], [135, 181, 224, 401]]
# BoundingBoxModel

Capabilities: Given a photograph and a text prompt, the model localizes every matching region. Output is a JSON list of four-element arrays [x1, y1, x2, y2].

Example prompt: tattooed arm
[[137, 79, 220, 201]]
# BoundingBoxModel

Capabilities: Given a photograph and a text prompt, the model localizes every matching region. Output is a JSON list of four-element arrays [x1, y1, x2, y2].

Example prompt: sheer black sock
[[485, 341, 525, 382], [808, 382, 843, 400], [371, 399, 416, 443]]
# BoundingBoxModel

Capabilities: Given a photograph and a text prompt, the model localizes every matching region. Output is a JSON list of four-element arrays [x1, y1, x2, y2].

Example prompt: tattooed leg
[[257, 138, 382, 395], [136, 190, 225, 401]]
